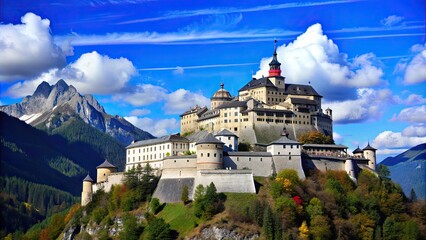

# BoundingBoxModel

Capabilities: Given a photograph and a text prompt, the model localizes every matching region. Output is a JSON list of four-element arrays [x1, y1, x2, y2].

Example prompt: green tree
[[181, 185, 189, 204], [299, 131, 334, 144], [409, 188, 417, 202], [310, 215, 332, 240], [146, 217, 173, 240], [193, 185, 205, 203], [150, 198, 161, 214], [119, 214, 142, 240], [262, 204, 274, 240], [402, 220, 420, 240], [378, 164, 391, 180], [306, 197, 324, 219], [383, 216, 401, 240]]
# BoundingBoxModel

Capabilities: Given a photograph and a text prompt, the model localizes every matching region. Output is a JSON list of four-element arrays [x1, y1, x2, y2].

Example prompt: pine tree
[[262, 204, 274, 240]]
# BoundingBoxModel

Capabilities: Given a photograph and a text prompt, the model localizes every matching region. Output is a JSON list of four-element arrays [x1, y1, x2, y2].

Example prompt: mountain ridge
[[0, 79, 154, 145]]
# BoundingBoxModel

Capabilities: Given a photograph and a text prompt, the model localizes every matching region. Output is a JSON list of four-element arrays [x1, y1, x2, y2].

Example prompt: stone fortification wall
[[161, 168, 197, 179], [92, 172, 124, 193], [273, 155, 306, 179], [224, 153, 273, 177], [238, 127, 257, 146], [153, 178, 195, 203], [302, 156, 346, 173], [195, 170, 256, 193]]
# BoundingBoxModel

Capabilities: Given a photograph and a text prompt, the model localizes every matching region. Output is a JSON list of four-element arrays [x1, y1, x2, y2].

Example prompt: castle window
[[289, 156, 292, 160], [187, 160, 189, 162], [201, 153, 203, 157], [234, 127, 238, 131], [228, 137, 231, 140], [214, 153, 217, 157], [260, 158, 263, 162], [278, 152, 280, 155], [249, 158, 251, 161], [207, 153, 210, 157], [133, 149, 135, 154]]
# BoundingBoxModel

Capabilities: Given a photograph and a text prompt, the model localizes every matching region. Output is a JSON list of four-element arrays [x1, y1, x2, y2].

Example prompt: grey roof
[[83, 173, 94, 182], [302, 144, 348, 149], [242, 108, 293, 114], [215, 129, 238, 137], [215, 100, 248, 110], [269, 135, 300, 145], [196, 133, 224, 145], [290, 98, 317, 105], [197, 109, 220, 121], [284, 84, 321, 97], [127, 134, 189, 148], [238, 77, 278, 92], [180, 106, 207, 117], [97, 159, 117, 169], [363, 143, 377, 151], [225, 151, 272, 157], [353, 147, 363, 154], [186, 130, 210, 143]]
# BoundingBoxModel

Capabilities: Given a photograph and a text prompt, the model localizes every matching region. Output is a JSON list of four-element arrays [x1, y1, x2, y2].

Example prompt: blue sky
[[1, 0, 425, 161]]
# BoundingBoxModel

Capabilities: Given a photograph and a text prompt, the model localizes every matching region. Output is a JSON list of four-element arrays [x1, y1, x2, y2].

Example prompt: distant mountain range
[[0, 79, 153, 145], [380, 143, 426, 199]]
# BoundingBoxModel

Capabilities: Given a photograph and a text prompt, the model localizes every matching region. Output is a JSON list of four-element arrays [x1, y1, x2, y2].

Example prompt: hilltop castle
[[82, 43, 377, 205]]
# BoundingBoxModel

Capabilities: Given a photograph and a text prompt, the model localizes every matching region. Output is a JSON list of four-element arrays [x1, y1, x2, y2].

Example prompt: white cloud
[[129, 108, 151, 116], [399, 94, 426, 105], [114, 84, 209, 114], [5, 51, 137, 97], [402, 125, 426, 137], [373, 129, 426, 149], [113, 84, 168, 106], [391, 105, 426, 123], [173, 66, 184, 75], [333, 131, 343, 143], [377, 148, 408, 156], [404, 44, 426, 85], [124, 116, 179, 137], [255, 24, 384, 100], [0, 12, 67, 82], [164, 89, 210, 114], [381, 15, 404, 27], [324, 88, 395, 123]]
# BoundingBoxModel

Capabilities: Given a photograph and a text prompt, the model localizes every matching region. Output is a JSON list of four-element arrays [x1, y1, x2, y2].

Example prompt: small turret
[[81, 173, 94, 206], [352, 146, 363, 158], [215, 128, 238, 152], [211, 83, 233, 109], [196, 133, 224, 170], [325, 107, 332, 119], [268, 40, 282, 77], [96, 159, 117, 183], [363, 143, 377, 171]]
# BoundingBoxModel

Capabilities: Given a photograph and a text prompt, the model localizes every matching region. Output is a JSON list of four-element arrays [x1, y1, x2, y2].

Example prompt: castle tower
[[81, 173, 94, 206], [196, 133, 224, 170], [96, 159, 117, 183], [215, 128, 238, 152], [363, 143, 377, 171], [325, 107, 333, 119], [268, 40, 285, 88], [267, 128, 300, 156], [352, 146, 363, 158], [210, 83, 233, 109]]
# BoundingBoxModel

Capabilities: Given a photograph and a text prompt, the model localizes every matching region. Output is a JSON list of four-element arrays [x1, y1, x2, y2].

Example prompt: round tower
[[352, 146, 363, 158], [325, 107, 332, 119], [363, 143, 377, 171], [96, 159, 117, 183], [81, 173, 94, 206], [196, 133, 224, 170], [210, 83, 233, 109]]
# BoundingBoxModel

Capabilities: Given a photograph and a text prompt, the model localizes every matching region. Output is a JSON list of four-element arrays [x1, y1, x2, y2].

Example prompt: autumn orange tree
[[299, 131, 334, 144]]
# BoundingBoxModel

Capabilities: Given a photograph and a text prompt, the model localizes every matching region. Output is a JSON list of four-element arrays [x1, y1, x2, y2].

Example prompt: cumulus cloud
[[124, 116, 179, 137], [391, 105, 426, 123], [324, 88, 396, 124], [114, 85, 209, 114], [255, 24, 384, 100], [0, 13, 67, 82], [380, 15, 404, 27], [164, 89, 210, 114], [403, 43, 426, 85], [398, 94, 426, 105], [333, 132, 343, 143], [129, 108, 151, 116], [373, 127, 426, 149], [402, 125, 426, 137], [6, 51, 137, 97]]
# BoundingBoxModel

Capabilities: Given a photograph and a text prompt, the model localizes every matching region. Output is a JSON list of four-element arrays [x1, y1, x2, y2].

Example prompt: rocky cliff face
[[0, 79, 153, 145]]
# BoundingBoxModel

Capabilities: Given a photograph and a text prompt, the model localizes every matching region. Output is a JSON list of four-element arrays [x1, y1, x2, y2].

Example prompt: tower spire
[[268, 39, 282, 77]]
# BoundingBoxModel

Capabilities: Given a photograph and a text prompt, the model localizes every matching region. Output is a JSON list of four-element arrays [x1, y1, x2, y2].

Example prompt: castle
[[81, 43, 377, 206]]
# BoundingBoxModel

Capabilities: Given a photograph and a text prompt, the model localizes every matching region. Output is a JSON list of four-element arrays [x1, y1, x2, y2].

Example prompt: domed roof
[[211, 83, 232, 100], [96, 159, 117, 169]]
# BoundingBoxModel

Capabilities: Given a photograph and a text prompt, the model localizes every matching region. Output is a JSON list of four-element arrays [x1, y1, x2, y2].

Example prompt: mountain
[[0, 112, 126, 235], [0, 79, 153, 145], [380, 143, 426, 199]]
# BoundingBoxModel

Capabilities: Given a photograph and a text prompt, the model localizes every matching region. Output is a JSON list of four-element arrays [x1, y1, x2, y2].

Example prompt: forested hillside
[[0, 112, 125, 237], [20, 167, 426, 240]]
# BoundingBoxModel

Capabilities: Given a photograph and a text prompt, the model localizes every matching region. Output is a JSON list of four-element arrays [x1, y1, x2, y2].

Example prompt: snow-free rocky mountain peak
[[0, 80, 153, 145]]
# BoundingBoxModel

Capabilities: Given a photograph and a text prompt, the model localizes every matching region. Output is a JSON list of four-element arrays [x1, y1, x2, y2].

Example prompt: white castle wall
[[195, 170, 256, 193], [224, 153, 273, 177], [272, 155, 306, 179], [92, 172, 124, 193]]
